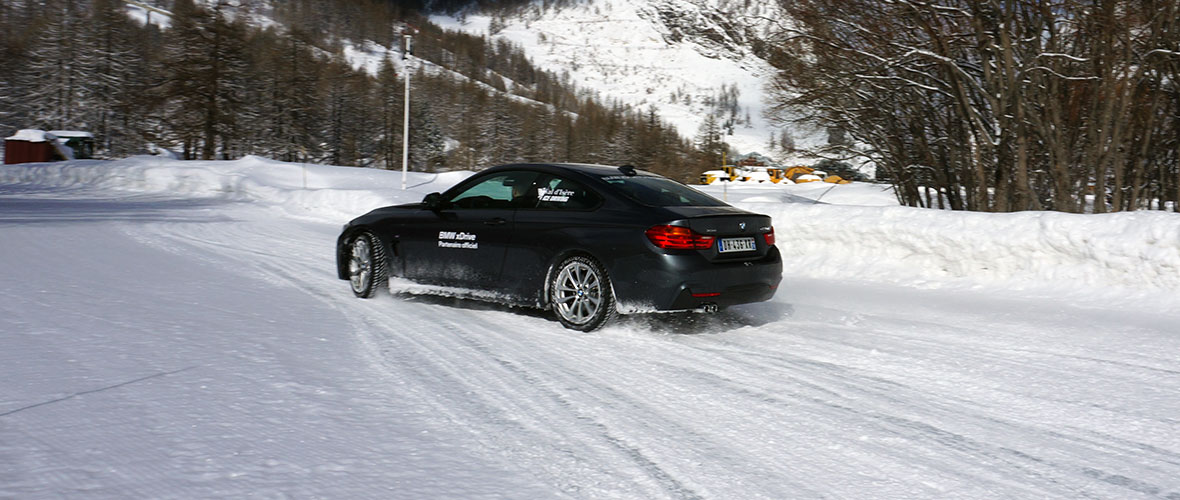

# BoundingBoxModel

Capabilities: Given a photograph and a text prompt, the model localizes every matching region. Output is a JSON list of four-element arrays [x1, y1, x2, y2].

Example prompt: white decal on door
[[438, 231, 479, 249]]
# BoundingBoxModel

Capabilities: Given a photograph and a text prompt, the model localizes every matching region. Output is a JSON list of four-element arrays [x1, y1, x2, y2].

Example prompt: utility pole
[[400, 32, 412, 190], [722, 151, 727, 202]]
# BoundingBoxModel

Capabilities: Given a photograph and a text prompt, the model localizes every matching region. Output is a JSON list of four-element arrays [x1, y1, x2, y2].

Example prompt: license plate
[[718, 237, 756, 253]]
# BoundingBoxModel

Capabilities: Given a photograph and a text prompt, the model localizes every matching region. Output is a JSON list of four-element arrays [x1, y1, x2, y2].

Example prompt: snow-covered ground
[[2, 157, 1179, 498]]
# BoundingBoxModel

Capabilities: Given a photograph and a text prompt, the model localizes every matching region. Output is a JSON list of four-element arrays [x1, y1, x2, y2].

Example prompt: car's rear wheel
[[348, 232, 387, 298], [550, 255, 615, 331]]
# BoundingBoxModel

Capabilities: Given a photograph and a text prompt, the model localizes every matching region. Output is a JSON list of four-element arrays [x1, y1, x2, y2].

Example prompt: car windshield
[[600, 175, 727, 207]]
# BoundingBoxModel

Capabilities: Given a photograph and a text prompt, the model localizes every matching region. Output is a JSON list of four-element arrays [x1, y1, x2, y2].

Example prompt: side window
[[530, 175, 602, 211], [448, 171, 538, 209]]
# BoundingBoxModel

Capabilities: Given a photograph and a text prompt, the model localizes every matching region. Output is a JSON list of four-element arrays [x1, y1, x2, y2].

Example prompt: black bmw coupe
[[336, 163, 782, 331]]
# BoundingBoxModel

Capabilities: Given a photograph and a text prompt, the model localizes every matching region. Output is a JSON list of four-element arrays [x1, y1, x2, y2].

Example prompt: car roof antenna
[[618, 165, 638, 176]]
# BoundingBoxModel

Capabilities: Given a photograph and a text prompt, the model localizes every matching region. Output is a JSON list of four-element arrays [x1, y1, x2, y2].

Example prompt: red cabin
[[4, 129, 71, 164]]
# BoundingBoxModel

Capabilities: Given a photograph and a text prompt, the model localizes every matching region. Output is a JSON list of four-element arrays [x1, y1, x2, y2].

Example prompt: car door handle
[[483, 217, 507, 226]]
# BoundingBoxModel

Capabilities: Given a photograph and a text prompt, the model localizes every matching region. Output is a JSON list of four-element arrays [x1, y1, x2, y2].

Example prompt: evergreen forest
[[0, 0, 706, 181]]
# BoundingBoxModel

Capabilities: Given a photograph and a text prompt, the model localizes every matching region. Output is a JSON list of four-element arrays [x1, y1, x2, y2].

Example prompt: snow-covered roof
[[6, 129, 54, 143], [736, 152, 776, 165], [48, 130, 93, 139]]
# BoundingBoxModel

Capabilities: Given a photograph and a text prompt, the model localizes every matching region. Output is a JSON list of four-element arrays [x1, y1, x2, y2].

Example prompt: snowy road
[[2, 165, 1179, 498]]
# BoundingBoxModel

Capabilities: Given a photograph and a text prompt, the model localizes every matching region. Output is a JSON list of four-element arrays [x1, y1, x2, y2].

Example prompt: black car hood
[[371, 202, 423, 215]]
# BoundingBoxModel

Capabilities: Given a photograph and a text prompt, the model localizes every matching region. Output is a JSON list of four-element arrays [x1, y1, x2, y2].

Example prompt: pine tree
[[159, 0, 210, 158], [479, 95, 523, 165], [159, 0, 249, 159], [252, 28, 323, 162], [631, 106, 662, 169], [19, 0, 88, 131], [779, 129, 794, 152], [375, 58, 403, 169], [521, 106, 558, 161], [85, 0, 141, 155], [322, 60, 375, 166], [205, 2, 250, 159], [0, 0, 32, 133], [409, 99, 446, 171], [696, 114, 724, 169]]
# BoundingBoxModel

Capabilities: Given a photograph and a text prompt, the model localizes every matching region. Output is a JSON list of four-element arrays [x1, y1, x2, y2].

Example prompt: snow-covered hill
[[3, 158, 1180, 498], [432, 0, 824, 160]]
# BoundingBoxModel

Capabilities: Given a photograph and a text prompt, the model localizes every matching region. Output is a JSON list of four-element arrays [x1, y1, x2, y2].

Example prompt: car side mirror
[[423, 192, 444, 211]]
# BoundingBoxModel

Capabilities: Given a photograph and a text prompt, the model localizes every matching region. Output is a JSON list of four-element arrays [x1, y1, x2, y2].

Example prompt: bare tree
[[769, 0, 1180, 212]]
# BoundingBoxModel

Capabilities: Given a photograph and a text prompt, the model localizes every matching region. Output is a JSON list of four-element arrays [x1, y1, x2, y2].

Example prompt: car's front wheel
[[550, 255, 615, 331], [348, 232, 387, 298]]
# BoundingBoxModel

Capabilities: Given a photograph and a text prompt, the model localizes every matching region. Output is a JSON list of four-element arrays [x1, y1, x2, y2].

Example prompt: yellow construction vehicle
[[700, 159, 854, 186], [767, 168, 786, 183], [720, 164, 750, 182], [699, 171, 728, 184], [783, 165, 851, 184], [782, 166, 817, 183]]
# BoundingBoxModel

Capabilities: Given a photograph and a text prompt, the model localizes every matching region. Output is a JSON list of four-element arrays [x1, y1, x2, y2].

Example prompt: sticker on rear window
[[538, 187, 575, 203]]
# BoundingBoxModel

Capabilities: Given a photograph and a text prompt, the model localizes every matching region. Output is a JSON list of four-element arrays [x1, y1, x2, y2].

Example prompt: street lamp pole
[[401, 33, 412, 190]]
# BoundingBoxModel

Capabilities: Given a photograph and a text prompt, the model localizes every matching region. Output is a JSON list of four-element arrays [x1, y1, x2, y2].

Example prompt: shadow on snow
[[388, 290, 789, 335], [0, 189, 235, 225]]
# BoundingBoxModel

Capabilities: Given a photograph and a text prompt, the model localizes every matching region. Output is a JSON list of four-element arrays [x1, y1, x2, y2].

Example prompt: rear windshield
[[600, 175, 728, 207]]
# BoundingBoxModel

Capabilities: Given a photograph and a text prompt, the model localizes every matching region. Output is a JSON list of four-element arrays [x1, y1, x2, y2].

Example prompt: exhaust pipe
[[701, 303, 719, 314]]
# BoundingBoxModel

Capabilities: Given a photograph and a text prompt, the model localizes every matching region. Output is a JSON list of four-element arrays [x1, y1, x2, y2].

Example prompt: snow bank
[[3, 157, 1178, 300], [697, 180, 1180, 299], [0, 156, 460, 224], [744, 201, 1180, 298], [695, 179, 901, 207]]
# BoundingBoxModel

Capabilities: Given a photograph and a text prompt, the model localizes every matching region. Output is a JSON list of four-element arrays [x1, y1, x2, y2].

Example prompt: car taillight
[[764, 226, 775, 246], [645, 225, 715, 250]]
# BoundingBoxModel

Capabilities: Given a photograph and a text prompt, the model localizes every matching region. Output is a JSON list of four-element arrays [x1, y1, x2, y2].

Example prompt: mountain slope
[[432, 0, 825, 160]]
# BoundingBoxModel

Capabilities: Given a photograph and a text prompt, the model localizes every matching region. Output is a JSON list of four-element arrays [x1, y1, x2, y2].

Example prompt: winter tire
[[348, 232, 387, 298], [550, 255, 616, 331]]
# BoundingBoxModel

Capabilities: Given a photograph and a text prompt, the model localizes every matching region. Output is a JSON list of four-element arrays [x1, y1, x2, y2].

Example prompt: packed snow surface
[[2, 157, 1179, 499]]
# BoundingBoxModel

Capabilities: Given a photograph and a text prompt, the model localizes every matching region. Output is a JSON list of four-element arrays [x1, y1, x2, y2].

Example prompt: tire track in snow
[[142, 211, 718, 498], [111, 211, 562, 498], [608, 309, 1180, 500], [247, 272, 811, 496], [130, 203, 1180, 500], [372, 309, 710, 499]]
